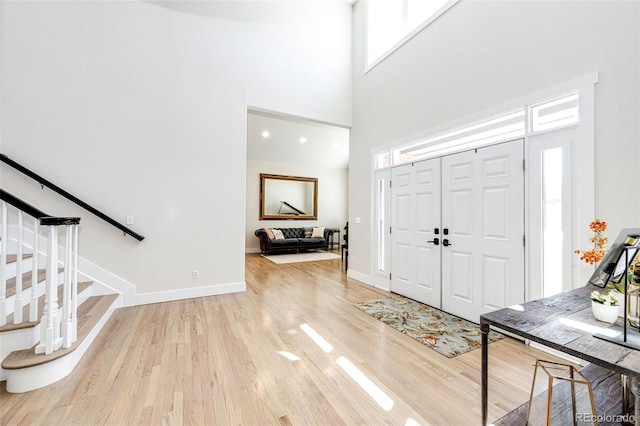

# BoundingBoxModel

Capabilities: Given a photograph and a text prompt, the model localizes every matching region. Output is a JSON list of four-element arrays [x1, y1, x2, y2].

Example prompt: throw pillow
[[311, 227, 325, 238], [304, 227, 313, 238], [264, 227, 275, 240], [272, 229, 285, 240]]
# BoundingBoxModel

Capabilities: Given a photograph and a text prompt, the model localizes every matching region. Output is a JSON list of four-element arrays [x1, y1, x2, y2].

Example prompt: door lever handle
[[427, 238, 440, 246], [442, 239, 451, 247]]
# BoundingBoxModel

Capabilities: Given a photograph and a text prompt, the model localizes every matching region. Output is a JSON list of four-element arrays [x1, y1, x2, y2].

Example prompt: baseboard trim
[[133, 281, 246, 306], [347, 269, 371, 286]]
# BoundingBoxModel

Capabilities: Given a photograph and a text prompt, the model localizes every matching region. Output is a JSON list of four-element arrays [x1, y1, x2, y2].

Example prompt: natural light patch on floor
[[559, 317, 619, 337], [508, 304, 525, 312], [298, 323, 398, 415], [277, 351, 301, 361], [300, 323, 334, 353], [336, 356, 394, 411], [405, 418, 422, 426]]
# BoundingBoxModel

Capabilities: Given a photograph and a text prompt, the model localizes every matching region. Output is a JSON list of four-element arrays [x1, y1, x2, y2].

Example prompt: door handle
[[428, 237, 440, 245], [442, 238, 451, 247]]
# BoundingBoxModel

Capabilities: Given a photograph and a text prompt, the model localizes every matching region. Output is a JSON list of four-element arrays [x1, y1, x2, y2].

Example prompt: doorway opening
[[244, 108, 350, 266]]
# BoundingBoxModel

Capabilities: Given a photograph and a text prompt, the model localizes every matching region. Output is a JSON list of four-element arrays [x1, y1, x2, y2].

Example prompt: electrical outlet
[[126, 216, 134, 225], [192, 270, 199, 279], [355, 217, 361, 224]]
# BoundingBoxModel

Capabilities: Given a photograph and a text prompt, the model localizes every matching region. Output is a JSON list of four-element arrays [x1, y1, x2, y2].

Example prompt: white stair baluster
[[13, 210, 24, 324], [35, 223, 62, 355], [0, 200, 7, 326], [30, 218, 39, 322]]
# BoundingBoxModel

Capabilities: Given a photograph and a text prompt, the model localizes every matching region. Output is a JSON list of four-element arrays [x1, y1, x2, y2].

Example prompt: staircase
[[0, 193, 120, 393]]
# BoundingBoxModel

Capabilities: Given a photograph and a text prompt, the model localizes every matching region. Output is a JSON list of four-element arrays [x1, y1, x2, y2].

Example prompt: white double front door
[[390, 140, 524, 323]]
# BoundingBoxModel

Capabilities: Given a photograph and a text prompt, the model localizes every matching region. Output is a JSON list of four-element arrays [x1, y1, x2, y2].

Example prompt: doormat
[[261, 251, 341, 264], [353, 296, 504, 358]]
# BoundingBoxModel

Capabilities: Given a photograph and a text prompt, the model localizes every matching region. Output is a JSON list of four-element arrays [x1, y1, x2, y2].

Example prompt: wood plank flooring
[[1, 253, 573, 425]]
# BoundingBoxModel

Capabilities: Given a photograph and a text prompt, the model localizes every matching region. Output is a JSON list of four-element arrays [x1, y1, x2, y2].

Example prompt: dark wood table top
[[480, 285, 640, 378]]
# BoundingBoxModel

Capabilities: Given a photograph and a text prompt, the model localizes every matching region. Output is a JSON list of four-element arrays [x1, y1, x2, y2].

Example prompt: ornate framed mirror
[[259, 173, 318, 220]]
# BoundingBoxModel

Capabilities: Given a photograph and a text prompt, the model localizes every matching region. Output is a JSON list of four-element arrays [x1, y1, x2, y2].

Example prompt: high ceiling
[[246, 110, 350, 170]]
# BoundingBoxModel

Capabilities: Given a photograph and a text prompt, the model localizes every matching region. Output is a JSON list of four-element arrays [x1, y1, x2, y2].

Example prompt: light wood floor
[[1, 253, 570, 425]]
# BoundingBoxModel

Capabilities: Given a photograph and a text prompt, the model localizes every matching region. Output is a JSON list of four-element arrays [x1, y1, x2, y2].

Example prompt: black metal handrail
[[1, 154, 144, 241], [0, 189, 50, 219], [1, 189, 82, 227]]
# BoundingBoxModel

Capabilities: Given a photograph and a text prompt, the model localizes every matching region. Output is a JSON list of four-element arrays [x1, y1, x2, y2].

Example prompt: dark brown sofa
[[255, 227, 330, 255]]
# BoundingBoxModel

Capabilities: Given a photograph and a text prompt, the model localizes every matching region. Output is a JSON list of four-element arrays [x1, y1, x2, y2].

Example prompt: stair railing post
[[71, 223, 78, 343], [13, 210, 24, 324], [62, 224, 73, 348], [0, 200, 7, 326], [29, 218, 40, 322], [35, 222, 62, 355]]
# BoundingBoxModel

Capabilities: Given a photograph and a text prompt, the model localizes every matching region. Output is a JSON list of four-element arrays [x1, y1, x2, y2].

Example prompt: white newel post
[[62, 225, 71, 347], [29, 219, 40, 322], [62, 224, 78, 348], [0, 200, 7, 327], [35, 217, 80, 354], [71, 224, 78, 342], [13, 211, 24, 324], [36, 223, 62, 355]]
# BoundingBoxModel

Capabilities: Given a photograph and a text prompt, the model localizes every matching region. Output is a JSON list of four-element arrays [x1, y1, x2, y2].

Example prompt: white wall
[[349, 1, 639, 281], [246, 159, 348, 252], [0, 1, 352, 301]]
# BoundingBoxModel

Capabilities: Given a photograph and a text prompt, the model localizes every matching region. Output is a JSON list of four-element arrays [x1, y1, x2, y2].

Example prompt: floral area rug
[[353, 296, 504, 358]]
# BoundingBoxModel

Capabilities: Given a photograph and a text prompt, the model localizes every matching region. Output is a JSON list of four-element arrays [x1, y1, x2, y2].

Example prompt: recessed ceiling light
[[299, 137, 307, 144], [262, 130, 270, 138]]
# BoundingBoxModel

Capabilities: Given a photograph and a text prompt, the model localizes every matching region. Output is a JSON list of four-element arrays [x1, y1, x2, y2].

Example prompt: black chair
[[341, 224, 348, 270]]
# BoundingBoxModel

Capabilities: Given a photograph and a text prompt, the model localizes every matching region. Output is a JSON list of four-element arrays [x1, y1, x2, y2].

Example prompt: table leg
[[630, 376, 640, 426], [481, 322, 489, 426], [623, 374, 630, 415]]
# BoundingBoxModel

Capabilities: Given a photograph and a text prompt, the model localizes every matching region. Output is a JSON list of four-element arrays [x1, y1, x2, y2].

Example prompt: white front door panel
[[390, 159, 441, 307], [441, 140, 525, 322]]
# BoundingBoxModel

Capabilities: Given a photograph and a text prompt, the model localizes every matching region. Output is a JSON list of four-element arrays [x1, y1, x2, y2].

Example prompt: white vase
[[610, 291, 625, 317], [591, 301, 619, 324]]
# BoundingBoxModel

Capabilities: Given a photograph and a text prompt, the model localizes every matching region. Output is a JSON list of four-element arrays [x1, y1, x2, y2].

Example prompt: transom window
[[374, 91, 580, 169], [366, 0, 458, 70]]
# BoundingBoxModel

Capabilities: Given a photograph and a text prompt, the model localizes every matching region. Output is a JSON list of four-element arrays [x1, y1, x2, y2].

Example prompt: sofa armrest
[[254, 228, 271, 253]]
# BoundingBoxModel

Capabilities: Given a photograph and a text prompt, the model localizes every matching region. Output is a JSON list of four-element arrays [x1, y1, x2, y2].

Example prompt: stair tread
[[5, 268, 62, 298], [1, 293, 118, 370], [5, 253, 34, 264], [0, 281, 93, 333]]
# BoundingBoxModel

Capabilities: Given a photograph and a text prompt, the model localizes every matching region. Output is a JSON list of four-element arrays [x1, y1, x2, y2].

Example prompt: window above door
[[366, 0, 458, 71]]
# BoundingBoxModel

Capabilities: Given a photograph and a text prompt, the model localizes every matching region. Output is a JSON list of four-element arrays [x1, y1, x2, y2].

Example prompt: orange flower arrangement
[[575, 219, 640, 288], [574, 219, 608, 265]]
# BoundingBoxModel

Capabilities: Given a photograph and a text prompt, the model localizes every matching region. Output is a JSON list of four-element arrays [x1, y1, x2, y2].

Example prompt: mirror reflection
[[260, 174, 318, 220]]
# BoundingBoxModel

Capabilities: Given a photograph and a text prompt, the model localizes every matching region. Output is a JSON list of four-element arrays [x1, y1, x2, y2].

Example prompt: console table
[[481, 285, 640, 425]]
